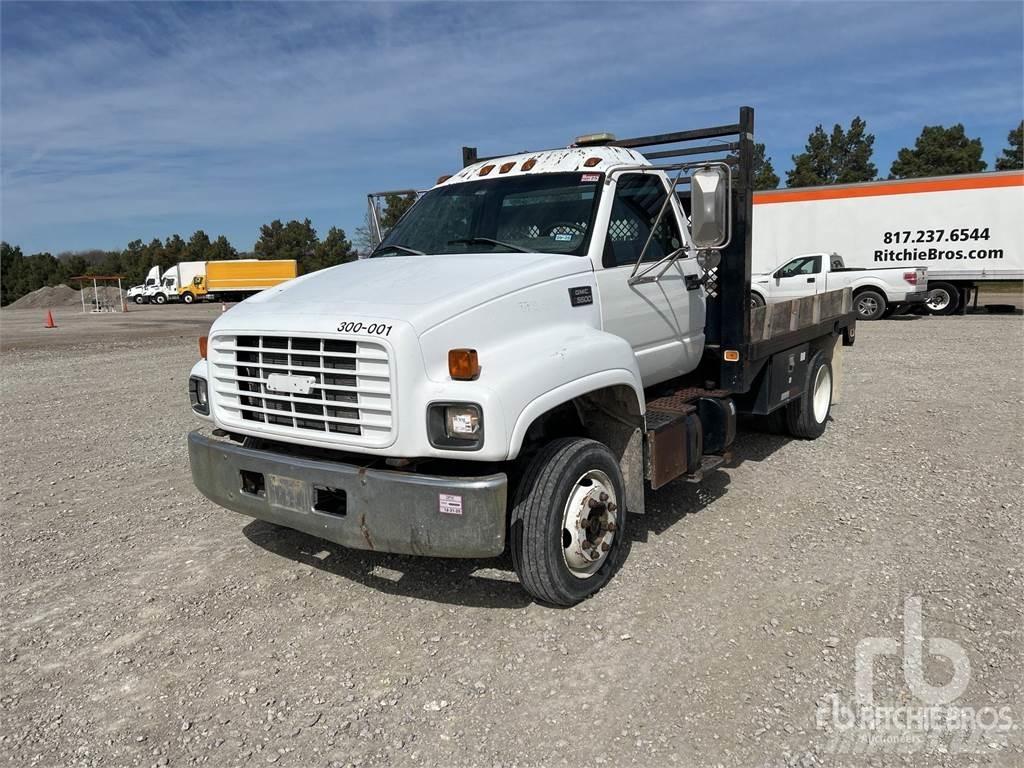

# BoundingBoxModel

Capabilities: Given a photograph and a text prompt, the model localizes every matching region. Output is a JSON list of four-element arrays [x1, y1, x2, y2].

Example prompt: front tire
[[854, 289, 886, 321], [510, 438, 627, 606], [785, 352, 833, 439], [925, 282, 959, 316], [133, 295, 145, 305]]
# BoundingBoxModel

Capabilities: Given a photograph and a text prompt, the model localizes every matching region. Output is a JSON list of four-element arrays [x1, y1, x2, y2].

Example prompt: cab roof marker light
[[583, 157, 601, 168], [521, 158, 538, 171], [478, 164, 495, 176], [574, 132, 617, 147], [499, 162, 516, 174], [437, 174, 452, 184]]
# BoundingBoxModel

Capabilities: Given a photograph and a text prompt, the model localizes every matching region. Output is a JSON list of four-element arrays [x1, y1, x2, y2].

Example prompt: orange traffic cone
[[44, 310, 57, 328]]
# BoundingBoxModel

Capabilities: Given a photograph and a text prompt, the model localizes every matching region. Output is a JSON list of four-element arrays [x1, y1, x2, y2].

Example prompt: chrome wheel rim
[[561, 469, 617, 579], [926, 289, 950, 311], [812, 364, 832, 424], [857, 296, 878, 317]]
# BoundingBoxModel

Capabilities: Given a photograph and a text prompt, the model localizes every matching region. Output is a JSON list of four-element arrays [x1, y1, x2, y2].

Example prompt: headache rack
[[462, 106, 855, 394]]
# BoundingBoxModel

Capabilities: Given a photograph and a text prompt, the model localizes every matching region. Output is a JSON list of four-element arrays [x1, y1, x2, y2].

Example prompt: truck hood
[[232, 252, 593, 333]]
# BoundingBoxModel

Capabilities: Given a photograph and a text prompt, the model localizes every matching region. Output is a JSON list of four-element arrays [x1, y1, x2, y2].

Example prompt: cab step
[[682, 452, 731, 483]]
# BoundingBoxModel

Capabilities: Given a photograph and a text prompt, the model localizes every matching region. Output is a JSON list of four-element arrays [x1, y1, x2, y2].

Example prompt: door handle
[[806, 277, 816, 283]]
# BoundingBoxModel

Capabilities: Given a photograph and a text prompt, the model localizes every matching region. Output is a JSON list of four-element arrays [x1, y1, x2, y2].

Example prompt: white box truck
[[186, 108, 857, 605], [753, 170, 1024, 315]]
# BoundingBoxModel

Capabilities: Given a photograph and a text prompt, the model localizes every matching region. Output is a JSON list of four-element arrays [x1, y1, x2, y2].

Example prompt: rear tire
[[750, 292, 766, 308], [785, 352, 832, 439], [510, 438, 627, 606], [854, 289, 886, 321], [925, 282, 959, 316], [153, 293, 167, 305]]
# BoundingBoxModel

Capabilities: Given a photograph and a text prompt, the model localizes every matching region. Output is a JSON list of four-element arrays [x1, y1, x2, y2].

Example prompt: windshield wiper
[[371, 243, 426, 257], [447, 237, 530, 253]]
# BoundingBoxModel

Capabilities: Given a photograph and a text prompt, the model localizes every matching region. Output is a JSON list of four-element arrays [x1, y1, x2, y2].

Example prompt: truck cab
[[127, 265, 161, 304], [147, 271, 178, 304], [186, 108, 856, 605]]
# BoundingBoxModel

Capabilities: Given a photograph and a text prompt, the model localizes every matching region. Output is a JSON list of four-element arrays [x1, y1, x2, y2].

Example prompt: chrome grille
[[209, 334, 393, 447]]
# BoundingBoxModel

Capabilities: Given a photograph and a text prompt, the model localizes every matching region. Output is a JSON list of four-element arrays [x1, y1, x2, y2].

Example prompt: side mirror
[[690, 165, 730, 249]]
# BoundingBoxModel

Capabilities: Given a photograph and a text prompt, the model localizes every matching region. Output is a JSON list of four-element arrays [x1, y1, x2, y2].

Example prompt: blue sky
[[2, 1, 1022, 255]]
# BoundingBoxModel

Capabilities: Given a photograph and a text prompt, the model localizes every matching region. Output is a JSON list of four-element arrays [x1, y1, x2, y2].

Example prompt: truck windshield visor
[[375, 172, 603, 257]]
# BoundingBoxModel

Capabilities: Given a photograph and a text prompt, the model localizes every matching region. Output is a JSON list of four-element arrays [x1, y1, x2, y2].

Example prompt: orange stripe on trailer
[[753, 172, 1024, 205]]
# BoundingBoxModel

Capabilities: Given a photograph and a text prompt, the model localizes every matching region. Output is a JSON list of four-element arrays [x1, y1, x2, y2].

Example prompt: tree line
[[751, 119, 1022, 190], [2, 123, 1020, 305], [0, 194, 418, 307]]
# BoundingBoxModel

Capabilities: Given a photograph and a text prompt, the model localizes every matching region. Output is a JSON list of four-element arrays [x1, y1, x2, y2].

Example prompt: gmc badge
[[569, 286, 593, 307]]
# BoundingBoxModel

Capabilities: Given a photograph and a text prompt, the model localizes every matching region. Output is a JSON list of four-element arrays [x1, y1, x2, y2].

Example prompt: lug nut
[[601, 542, 610, 552], [587, 498, 601, 509], [599, 492, 609, 502], [606, 522, 618, 532], [607, 503, 617, 512]]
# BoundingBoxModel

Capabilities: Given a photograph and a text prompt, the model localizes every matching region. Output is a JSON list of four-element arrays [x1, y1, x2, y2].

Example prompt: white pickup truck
[[186, 108, 857, 605], [751, 252, 928, 320]]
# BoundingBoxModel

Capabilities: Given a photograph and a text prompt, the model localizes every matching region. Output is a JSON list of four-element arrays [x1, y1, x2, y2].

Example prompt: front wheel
[[133, 295, 145, 305], [510, 438, 627, 606], [854, 289, 886, 321]]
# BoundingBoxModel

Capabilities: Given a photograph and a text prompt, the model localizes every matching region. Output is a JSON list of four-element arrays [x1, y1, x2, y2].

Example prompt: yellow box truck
[[178, 260, 298, 303]]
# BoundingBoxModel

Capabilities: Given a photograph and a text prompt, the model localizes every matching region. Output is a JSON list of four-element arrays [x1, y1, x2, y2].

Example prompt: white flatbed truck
[[187, 108, 857, 605]]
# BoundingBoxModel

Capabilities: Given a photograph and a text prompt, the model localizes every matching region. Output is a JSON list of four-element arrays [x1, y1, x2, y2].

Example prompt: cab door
[[770, 254, 823, 301], [594, 172, 705, 386]]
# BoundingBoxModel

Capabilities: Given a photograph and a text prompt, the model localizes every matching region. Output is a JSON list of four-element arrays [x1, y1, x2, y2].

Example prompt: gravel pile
[[1, 315, 1021, 767], [6, 284, 82, 309]]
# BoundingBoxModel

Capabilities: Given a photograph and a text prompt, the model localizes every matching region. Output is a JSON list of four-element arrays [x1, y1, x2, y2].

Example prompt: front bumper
[[188, 430, 507, 558], [899, 290, 930, 304]]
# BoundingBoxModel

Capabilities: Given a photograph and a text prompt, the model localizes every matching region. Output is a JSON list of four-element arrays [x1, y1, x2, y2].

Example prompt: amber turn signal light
[[448, 348, 480, 381], [199, 335, 208, 359]]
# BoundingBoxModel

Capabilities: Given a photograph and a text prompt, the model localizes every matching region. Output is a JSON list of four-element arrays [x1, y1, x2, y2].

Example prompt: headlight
[[427, 402, 483, 450], [189, 376, 209, 415]]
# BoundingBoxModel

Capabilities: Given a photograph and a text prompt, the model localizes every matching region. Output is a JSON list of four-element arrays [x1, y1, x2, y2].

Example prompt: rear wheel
[[510, 438, 627, 606], [854, 289, 886, 321], [153, 293, 167, 305], [785, 352, 833, 439], [925, 282, 959, 316], [181, 291, 195, 304], [750, 292, 765, 308]]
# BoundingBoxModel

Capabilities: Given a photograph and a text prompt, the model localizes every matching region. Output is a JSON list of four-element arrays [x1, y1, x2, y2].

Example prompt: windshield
[[374, 172, 603, 257]]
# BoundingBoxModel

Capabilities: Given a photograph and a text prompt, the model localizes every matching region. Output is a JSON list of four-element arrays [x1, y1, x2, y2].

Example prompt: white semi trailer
[[752, 170, 1024, 315]]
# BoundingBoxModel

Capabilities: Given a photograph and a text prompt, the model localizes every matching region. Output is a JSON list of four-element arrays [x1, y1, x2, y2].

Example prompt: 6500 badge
[[337, 321, 393, 336]]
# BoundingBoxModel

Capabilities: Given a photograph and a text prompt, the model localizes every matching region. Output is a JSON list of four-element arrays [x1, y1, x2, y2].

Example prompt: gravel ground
[[1, 311, 1021, 768]]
